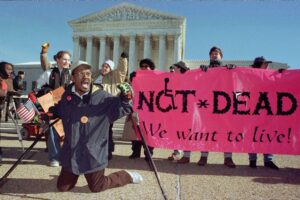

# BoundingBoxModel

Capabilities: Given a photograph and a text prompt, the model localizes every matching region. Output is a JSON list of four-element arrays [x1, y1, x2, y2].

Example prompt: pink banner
[[132, 67, 300, 155]]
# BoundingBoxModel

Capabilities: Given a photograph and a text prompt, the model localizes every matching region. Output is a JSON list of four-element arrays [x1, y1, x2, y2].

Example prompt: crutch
[[0, 119, 59, 187], [131, 114, 168, 200]]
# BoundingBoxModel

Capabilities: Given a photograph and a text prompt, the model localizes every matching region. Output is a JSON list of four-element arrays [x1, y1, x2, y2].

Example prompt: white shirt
[[36, 70, 51, 89], [36, 68, 70, 89]]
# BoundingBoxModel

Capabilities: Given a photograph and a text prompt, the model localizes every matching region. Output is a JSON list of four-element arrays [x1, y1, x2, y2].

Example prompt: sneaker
[[177, 156, 190, 164], [264, 161, 279, 170], [224, 158, 236, 168], [129, 152, 140, 159], [249, 160, 257, 168], [49, 160, 60, 167], [126, 170, 143, 184], [197, 156, 208, 166], [167, 153, 181, 161]]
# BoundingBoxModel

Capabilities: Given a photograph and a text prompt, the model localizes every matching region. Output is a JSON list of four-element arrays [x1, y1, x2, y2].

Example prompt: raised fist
[[118, 82, 134, 100], [121, 52, 128, 59], [41, 42, 50, 53]]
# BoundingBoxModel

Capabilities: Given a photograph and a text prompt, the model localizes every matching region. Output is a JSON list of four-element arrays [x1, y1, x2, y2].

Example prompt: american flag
[[16, 99, 36, 123]]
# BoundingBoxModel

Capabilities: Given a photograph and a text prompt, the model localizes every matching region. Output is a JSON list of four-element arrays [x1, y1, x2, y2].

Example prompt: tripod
[[0, 119, 59, 187]]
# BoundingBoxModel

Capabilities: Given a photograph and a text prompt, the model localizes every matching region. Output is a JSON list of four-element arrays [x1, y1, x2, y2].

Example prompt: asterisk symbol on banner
[[197, 99, 209, 108]]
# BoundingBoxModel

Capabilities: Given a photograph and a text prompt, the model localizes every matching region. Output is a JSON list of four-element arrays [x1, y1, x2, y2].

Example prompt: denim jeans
[[47, 127, 61, 162], [249, 153, 273, 162]]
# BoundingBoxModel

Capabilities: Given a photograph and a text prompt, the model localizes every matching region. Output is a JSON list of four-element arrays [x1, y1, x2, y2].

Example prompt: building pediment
[[69, 2, 183, 25]]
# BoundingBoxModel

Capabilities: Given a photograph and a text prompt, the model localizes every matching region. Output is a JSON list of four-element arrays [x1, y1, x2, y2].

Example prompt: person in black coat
[[44, 63, 143, 192]]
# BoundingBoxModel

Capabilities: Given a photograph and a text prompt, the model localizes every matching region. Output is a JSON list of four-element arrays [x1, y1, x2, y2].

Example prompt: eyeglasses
[[75, 71, 92, 78]]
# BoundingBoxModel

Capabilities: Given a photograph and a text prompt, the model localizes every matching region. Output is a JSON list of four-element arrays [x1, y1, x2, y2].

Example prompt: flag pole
[[0, 119, 59, 187]]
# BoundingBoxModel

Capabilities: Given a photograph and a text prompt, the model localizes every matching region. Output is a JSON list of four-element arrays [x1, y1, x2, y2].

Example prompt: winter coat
[[93, 57, 128, 96], [51, 84, 132, 175], [38, 52, 71, 90], [13, 75, 25, 92], [0, 78, 8, 109]]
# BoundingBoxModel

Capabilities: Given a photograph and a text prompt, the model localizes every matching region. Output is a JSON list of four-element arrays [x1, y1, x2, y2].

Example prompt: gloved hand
[[118, 82, 134, 100], [200, 65, 209, 72], [121, 52, 128, 59], [39, 112, 52, 122], [129, 71, 136, 82], [225, 64, 236, 69], [41, 42, 50, 53]]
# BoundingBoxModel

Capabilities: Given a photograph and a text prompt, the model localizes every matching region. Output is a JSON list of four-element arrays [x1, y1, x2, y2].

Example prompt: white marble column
[[129, 34, 136, 73], [158, 34, 166, 70], [72, 35, 80, 65], [86, 36, 93, 65], [173, 34, 180, 63], [143, 34, 151, 59], [113, 35, 120, 65], [98, 36, 106, 69], [79, 38, 86, 61]]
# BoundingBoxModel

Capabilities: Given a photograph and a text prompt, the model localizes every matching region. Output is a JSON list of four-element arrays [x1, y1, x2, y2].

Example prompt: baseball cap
[[252, 56, 272, 67]]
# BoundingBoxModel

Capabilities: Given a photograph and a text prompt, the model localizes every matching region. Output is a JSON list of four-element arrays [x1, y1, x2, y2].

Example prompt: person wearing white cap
[[42, 63, 143, 192], [93, 52, 129, 160]]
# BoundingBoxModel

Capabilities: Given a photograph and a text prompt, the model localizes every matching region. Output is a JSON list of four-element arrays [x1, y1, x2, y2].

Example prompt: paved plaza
[[0, 120, 300, 200]]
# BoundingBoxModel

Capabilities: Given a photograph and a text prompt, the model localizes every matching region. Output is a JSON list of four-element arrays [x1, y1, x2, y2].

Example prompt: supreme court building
[[69, 3, 186, 73], [14, 2, 288, 94]]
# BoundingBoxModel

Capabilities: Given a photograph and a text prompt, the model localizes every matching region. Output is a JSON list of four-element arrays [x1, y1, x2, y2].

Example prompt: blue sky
[[0, 0, 299, 69]]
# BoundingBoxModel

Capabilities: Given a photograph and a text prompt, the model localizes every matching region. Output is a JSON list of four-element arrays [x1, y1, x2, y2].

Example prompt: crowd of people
[[0, 44, 281, 192]]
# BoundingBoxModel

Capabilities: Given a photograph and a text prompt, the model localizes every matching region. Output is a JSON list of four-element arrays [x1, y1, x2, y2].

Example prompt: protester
[[0, 61, 16, 161], [123, 58, 155, 160], [42, 63, 142, 192], [93, 52, 128, 160], [0, 62, 19, 121], [177, 46, 236, 168], [36, 42, 72, 167], [249, 56, 279, 170], [0, 75, 6, 162], [13, 71, 26, 110], [13, 71, 26, 92], [167, 61, 189, 161]]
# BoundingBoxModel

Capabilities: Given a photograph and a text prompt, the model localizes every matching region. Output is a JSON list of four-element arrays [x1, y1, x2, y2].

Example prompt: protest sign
[[132, 67, 300, 155], [38, 87, 65, 137]]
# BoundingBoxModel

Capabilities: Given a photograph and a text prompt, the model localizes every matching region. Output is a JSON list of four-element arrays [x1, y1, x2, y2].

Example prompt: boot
[[224, 157, 236, 168], [177, 156, 190, 164], [197, 156, 208, 166], [129, 151, 141, 159], [264, 161, 279, 170], [249, 160, 257, 168]]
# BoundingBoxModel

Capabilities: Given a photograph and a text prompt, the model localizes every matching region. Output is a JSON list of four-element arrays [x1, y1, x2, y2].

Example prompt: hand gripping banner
[[132, 67, 300, 155]]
